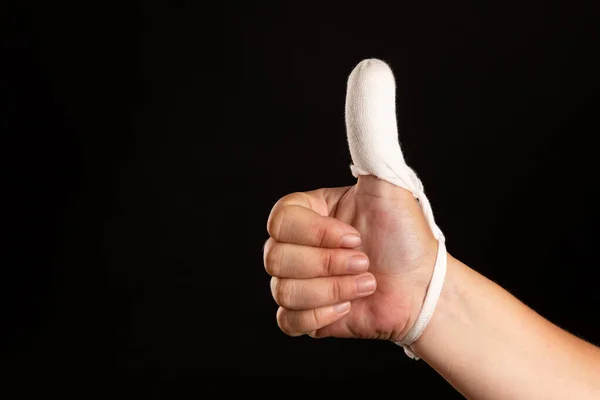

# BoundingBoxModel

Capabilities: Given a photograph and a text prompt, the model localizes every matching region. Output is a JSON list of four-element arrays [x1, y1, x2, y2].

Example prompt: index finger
[[266, 191, 361, 248]]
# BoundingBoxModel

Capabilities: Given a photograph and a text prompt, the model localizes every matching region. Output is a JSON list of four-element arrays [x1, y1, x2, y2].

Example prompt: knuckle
[[313, 222, 328, 247], [263, 238, 280, 276], [267, 206, 286, 240], [276, 307, 301, 337], [271, 277, 293, 308], [310, 307, 322, 328], [267, 192, 305, 239], [276, 307, 292, 335], [329, 278, 342, 303], [269, 277, 279, 302], [320, 249, 333, 277]]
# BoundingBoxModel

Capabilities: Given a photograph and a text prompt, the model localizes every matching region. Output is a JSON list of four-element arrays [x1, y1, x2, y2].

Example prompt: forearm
[[412, 255, 600, 400]]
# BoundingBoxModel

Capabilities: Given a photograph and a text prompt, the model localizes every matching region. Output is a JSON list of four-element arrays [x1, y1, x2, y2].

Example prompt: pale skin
[[263, 175, 600, 399]]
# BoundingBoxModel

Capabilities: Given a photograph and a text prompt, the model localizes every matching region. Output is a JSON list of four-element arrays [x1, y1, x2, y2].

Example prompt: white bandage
[[344, 59, 447, 360]]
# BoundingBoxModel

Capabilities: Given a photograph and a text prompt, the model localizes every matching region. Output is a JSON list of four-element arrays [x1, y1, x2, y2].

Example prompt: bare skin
[[264, 175, 600, 399]]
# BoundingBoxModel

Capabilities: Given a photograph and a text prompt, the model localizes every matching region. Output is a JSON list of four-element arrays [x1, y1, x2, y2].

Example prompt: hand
[[264, 58, 442, 342], [263, 175, 438, 341]]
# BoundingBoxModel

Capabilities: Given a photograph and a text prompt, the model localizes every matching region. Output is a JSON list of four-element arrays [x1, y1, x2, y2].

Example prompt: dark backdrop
[[2, 1, 599, 397]]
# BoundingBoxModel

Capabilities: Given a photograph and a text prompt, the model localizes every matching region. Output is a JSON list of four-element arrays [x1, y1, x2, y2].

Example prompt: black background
[[2, 1, 599, 397]]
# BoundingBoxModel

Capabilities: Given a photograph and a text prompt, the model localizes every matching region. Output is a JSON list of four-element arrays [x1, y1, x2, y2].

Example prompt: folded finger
[[270, 273, 376, 310], [267, 192, 361, 248], [276, 302, 351, 336], [263, 238, 369, 278]]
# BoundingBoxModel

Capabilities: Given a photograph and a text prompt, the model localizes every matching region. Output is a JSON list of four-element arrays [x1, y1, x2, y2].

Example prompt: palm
[[315, 176, 438, 341]]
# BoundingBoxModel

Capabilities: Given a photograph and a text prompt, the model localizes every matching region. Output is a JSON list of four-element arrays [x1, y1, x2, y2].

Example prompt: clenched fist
[[263, 59, 445, 344], [264, 176, 438, 341]]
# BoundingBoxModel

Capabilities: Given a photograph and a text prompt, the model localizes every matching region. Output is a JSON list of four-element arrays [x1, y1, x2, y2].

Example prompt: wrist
[[410, 254, 467, 356], [391, 244, 440, 343]]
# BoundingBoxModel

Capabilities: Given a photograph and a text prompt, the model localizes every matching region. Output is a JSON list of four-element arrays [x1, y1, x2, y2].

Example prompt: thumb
[[344, 58, 443, 241], [345, 58, 421, 194]]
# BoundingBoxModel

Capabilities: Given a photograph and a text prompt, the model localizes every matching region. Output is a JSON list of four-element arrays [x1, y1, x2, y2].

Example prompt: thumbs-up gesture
[[264, 59, 445, 346]]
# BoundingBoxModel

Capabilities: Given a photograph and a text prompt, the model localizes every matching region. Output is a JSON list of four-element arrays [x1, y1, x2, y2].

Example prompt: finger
[[276, 302, 351, 337], [267, 192, 361, 248], [270, 273, 376, 310], [263, 238, 369, 278]]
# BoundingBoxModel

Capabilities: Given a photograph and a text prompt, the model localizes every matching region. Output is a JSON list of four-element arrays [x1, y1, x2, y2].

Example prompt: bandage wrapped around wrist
[[345, 59, 447, 360]]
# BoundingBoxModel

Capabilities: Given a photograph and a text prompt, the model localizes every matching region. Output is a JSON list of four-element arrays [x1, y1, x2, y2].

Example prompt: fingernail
[[334, 301, 351, 314], [340, 234, 361, 248], [347, 255, 369, 272], [356, 275, 376, 293]]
